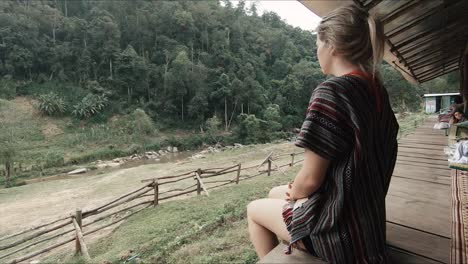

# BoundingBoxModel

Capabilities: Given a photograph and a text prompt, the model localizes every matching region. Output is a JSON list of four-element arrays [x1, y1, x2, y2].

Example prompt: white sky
[[230, 0, 321, 31]]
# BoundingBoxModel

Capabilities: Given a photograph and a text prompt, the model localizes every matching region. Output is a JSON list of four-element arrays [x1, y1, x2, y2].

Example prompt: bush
[[235, 114, 268, 144], [0, 78, 16, 100], [38, 92, 67, 116], [131, 108, 155, 135], [44, 151, 65, 168], [72, 93, 108, 119]]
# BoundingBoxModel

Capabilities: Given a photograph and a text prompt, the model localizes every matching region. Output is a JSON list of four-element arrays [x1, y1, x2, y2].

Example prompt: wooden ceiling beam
[[419, 67, 460, 83]]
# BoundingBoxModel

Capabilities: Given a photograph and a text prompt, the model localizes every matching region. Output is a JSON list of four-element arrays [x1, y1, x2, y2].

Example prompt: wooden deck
[[260, 116, 451, 263]]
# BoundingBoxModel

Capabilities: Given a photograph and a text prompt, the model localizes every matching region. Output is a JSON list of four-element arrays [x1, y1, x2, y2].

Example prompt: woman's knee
[[268, 185, 288, 199]]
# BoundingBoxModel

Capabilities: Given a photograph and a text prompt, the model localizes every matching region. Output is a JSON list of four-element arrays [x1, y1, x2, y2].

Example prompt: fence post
[[196, 169, 202, 195], [153, 179, 159, 207], [267, 158, 272, 176], [236, 164, 241, 184], [75, 209, 82, 255], [290, 153, 295, 167]]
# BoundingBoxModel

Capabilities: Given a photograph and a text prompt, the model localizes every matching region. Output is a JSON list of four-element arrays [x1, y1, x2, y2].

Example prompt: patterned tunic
[[287, 73, 399, 263]]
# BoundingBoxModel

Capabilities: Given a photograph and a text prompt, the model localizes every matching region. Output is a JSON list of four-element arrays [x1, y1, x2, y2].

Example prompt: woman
[[247, 4, 399, 263], [450, 111, 466, 125]]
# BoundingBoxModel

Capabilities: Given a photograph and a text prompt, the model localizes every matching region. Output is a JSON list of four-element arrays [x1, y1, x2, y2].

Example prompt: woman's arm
[[287, 149, 330, 200]]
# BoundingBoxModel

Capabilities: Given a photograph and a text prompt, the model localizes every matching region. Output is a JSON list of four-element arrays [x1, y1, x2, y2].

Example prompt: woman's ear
[[328, 45, 336, 56]]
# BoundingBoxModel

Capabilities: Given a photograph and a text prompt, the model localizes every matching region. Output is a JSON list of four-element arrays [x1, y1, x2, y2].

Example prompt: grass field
[[40, 112, 430, 264]]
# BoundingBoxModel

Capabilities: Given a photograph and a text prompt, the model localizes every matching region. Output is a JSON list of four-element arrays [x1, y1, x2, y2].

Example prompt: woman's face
[[455, 112, 463, 120], [316, 37, 333, 75]]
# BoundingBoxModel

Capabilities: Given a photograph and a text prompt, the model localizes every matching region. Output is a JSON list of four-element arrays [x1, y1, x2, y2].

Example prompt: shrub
[[131, 108, 155, 135], [72, 93, 108, 119], [235, 114, 267, 144], [44, 151, 65, 168], [0, 78, 16, 100], [38, 92, 67, 116]]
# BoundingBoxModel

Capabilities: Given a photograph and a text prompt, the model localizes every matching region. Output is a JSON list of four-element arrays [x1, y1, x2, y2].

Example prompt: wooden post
[[74, 209, 82, 255], [267, 158, 272, 176], [72, 217, 91, 261], [195, 169, 209, 196], [153, 180, 159, 207], [236, 164, 241, 184], [290, 153, 295, 167], [196, 169, 202, 195]]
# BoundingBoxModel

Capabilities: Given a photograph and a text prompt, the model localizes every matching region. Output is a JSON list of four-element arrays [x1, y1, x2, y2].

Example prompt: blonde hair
[[316, 4, 384, 77]]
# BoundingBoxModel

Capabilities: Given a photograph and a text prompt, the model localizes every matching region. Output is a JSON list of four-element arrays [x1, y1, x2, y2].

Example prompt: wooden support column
[[463, 54, 468, 115]]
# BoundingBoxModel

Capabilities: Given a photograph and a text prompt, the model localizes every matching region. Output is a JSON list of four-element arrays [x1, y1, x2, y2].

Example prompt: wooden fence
[[0, 150, 304, 263]]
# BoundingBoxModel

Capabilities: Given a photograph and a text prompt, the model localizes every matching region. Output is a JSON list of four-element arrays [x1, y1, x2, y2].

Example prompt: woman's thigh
[[247, 198, 290, 242], [268, 185, 289, 199]]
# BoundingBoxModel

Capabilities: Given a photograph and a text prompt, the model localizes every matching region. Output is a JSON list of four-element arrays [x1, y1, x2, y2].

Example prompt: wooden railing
[[0, 150, 304, 263]]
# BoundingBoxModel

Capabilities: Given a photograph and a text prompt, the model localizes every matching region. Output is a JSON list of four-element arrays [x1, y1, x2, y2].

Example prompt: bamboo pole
[[72, 217, 91, 261], [200, 169, 238, 179]]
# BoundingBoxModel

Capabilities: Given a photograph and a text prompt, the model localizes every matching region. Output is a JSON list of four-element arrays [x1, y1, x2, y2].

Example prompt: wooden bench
[[259, 244, 442, 264], [259, 221, 449, 264]]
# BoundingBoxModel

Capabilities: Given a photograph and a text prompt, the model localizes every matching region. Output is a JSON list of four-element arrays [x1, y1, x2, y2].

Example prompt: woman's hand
[[285, 181, 297, 202]]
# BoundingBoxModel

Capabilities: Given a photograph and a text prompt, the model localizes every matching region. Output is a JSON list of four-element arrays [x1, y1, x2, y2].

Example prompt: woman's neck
[[329, 58, 362, 77]]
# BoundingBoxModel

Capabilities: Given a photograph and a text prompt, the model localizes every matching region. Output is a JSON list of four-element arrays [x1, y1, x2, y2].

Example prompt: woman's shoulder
[[319, 75, 368, 89]]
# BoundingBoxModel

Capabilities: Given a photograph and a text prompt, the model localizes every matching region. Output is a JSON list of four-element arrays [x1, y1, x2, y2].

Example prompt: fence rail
[[0, 149, 305, 263]]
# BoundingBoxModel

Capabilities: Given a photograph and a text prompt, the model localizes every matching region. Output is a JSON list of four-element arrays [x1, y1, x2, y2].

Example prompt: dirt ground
[[0, 141, 300, 236]]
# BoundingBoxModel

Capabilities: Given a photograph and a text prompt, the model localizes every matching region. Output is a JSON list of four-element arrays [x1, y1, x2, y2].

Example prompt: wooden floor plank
[[386, 177, 450, 238], [387, 222, 449, 263]]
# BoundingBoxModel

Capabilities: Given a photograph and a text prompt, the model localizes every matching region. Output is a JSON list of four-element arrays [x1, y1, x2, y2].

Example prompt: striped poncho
[[284, 72, 399, 263]]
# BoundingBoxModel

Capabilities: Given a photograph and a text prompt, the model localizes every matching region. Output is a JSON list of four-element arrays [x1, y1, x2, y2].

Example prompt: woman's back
[[290, 73, 399, 263]]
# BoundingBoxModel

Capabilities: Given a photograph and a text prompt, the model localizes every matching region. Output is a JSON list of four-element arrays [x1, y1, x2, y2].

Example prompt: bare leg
[[247, 198, 290, 258], [268, 185, 289, 199]]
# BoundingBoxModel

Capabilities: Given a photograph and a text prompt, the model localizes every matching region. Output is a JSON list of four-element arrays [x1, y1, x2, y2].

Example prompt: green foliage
[[236, 114, 267, 144], [131, 108, 156, 135], [0, 78, 16, 100], [262, 104, 282, 132], [44, 151, 65, 168], [72, 94, 108, 119], [38, 92, 66, 116]]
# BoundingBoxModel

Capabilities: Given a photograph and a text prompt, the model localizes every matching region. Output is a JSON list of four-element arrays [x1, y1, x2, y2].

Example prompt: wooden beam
[[387, 0, 464, 39], [391, 20, 468, 52], [402, 37, 467, 61], [413, 57, 460, 75], [416, 62, 460, 80], [386, 9, 439, 39], [418, 65, 460, 81], [419, 67, 460, 83], [411, 54, 460, 71], [363, 0, 384, 10], [398, 25, 468, 55], [381, 0, 424, 25]]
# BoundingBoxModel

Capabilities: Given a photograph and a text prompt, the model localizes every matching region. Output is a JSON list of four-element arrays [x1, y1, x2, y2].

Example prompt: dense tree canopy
[[0, 0, 459, 131]]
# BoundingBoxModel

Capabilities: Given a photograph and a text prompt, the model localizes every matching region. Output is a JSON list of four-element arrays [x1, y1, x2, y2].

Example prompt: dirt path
[[0, 142, 299, 236]]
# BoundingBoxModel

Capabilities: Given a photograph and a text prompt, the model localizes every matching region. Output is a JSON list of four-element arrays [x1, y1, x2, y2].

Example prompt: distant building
[[423, 93, 460, 113]]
